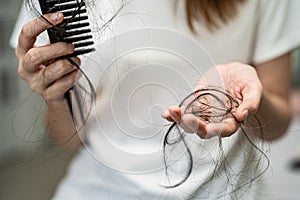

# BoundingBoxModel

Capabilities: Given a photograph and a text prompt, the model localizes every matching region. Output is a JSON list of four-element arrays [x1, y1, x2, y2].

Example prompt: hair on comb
[[38, 0, 95, 57], [38, 0, 95, 119]]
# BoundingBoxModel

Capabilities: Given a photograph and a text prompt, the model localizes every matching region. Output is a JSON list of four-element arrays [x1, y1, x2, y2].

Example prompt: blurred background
[[0, 0, 300, 199], [0, 0, 73, 199]]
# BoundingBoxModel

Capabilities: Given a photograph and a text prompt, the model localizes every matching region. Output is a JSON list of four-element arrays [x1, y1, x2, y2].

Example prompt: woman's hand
[[16, 12, 80, 102], [162, 62, 263, 139]]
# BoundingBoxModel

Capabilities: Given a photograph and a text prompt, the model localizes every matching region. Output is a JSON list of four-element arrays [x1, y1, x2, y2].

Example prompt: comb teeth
[[67, 48, 96, 57], [65, 22, 89, 30], [62, 8, 87, 17], [64, 29, 91, 37], [74, 41, 94, 48], [64, 35, 93, 43], [64, 16, 89, 23], [52, 2, 85, 12], [39, 0, 95, 57]]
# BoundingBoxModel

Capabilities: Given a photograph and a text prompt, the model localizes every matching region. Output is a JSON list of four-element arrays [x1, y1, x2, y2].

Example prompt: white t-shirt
[[11, 0, 300, 199]]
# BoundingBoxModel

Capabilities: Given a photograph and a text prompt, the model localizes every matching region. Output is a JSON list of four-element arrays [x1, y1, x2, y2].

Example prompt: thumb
[[234, 86, 262, 122]]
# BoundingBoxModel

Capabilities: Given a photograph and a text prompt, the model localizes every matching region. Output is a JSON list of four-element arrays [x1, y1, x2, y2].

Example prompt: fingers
[[180, 114, 205, 135], [234, 83, 262, 122], [43, 70, 79, 101], [17, 12, 64, 57], [162, 109, 204, 134], [15, 12, 83, 103], [43, 57, 80, 87], [162, 105, 182, 123], [161, 111, 173, 122], [180, 116, 238, 139], [205, 118, 239, 138], [162, 106, 239, 139], [21, 42, 75, 74], [19, 57, 80, 101]]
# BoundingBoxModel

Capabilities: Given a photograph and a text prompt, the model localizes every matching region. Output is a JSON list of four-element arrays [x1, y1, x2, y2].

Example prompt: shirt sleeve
[[253, 0, 300, 64]]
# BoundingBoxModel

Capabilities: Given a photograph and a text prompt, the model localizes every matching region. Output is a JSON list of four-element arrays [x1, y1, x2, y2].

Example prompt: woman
[[13, 0, 300, 199]]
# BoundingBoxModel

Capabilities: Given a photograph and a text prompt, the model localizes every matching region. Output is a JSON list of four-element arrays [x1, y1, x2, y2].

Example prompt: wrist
[[46, 98, 70, 111], [244, 89, 291, 141]]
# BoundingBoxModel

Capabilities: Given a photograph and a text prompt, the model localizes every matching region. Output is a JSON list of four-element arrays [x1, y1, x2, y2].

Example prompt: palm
[[162, 63, 262, 139]]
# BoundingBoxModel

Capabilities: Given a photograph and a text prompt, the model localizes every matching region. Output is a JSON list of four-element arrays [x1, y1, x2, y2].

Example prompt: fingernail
[[68, 43, 75, 52], [170, 112, 181, 123], [50, 12, 63, 22], [72, 65, 78, 70], [242, 110, 248, 121], [75, 71, 82, 81], [161, 111, 168, 118]]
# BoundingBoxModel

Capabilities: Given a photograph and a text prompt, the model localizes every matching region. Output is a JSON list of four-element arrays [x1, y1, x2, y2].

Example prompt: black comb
[[38, 0, 95, 117], [38, 0, 95, 57]]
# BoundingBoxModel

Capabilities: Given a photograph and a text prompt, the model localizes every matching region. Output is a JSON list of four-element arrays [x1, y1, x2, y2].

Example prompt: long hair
[[21, 0, 269, 198], [185, 0, 246, 31]]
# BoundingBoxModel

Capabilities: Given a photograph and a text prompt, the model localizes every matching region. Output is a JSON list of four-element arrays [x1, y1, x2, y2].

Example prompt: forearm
[[245, 90, 291, 141], [247, 53, 292, 141], [44, 99, 82, 150]]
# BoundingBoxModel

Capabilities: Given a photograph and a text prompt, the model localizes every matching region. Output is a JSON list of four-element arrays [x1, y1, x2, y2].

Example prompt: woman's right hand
[[16, 12, 80, 102]]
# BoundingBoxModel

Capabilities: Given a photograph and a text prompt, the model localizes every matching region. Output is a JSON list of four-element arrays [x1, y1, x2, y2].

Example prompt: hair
[[20, 0, 269, 199], [162, 88, 269, 198], [184, 0, 246, 31]]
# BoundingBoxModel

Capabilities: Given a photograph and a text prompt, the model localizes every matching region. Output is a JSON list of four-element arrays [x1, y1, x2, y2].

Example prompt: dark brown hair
[[185, 0, 246, 31]]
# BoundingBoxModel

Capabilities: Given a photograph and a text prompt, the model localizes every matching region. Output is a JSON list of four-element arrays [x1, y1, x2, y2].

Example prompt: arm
[[44, 99, 82, 150], [251, 53, 292, 140], [163, 54, 292, 141], [16, 13, 82, 150]]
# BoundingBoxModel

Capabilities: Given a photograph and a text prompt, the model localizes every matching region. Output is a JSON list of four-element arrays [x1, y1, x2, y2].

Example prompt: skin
[[16, 13, 82, 150], [162, 57, 292, 141], [16, 12, 292, 150]]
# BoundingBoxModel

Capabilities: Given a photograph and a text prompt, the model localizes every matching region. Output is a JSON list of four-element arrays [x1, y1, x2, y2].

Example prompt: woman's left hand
[[162, 62, 263, 139]]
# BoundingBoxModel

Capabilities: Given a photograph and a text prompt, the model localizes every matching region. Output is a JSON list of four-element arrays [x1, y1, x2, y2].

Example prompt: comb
[[38, 0, 95, 117], [38, 0, 95, 57]]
